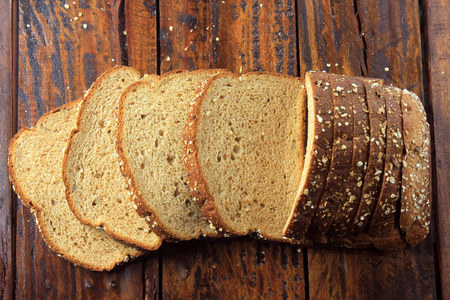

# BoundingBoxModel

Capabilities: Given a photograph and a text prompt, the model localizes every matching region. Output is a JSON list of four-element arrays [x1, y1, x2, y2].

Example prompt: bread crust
[[330, 77, 369, 235], [351, 79, 386, 233], [282, 71, 334, 241], [8, 99, 145, 272], [368, 86, 404, 237], [399, 89, 431, 246], [184, 71, 306, 241], [62, 66, 162, 250], [309, 73, 354, 235], [117, 69, 229, 240]]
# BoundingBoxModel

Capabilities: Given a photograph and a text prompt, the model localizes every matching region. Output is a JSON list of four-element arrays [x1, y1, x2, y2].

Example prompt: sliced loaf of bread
[[117, 70, 226, 240], [368, 86, 404, 237], [309, 73, 354, 235], [351, 79, 387, 233], [63, 66, 162, 249], [8, 99, 145, 271], [283, 71, 334, 241], [400, 89, 431, 246], [184, 72, 307, 242], [330, 77, 370, 235]]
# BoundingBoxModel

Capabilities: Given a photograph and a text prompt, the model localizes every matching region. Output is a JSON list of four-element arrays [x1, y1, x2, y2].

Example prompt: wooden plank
[[162, 239, 305, 299], [0, 0, 16, 298], [422, 0, 450, 299], [16, 1, 144, 298], [125, 0, 158, 75], [160, 0, 305, 298], [159, 0, 297, 75], [297, 0, 437, 298], [123, 1, 160, 298]]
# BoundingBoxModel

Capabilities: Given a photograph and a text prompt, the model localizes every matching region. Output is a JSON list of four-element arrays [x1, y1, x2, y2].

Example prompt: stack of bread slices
[[8, 66, 431, 271]]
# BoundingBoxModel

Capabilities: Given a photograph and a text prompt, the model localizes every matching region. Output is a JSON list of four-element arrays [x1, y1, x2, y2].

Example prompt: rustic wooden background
[[0, 0, 448, 299]]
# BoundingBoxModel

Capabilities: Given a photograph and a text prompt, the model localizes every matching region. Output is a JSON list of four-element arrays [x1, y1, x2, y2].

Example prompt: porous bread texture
[[184, 72, 307, 241], [118, 70, 226, 240], [400, 89, 431, 246], [351, 79, 386, 233], [368, 86, 404, 237], [8, 99, 144, 271], [330, 77, 369, 235], [309, 73, 354, 235], [63, 66, 162, 250], [283, 71, 334, 241]]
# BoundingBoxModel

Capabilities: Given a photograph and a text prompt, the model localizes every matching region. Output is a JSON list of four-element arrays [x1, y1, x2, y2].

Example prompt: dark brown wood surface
[[0, 0, 16, 299], [1, 0, 446, 299], [423, 0, 449, 299]]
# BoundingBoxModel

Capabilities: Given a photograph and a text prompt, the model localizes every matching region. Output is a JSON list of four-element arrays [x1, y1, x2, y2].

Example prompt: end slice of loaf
[[368, 86, 404, 237], [185, 72, 307, 241], [351, 79, 386, 233], [330, 77, 370, 235], [117, 70, 226, 240], [63, 66, 162, 250], [309, 73, 354, 235], [8, 99, 144, 271], [283, 71, 334, 241], [399, 89, 431, 246]]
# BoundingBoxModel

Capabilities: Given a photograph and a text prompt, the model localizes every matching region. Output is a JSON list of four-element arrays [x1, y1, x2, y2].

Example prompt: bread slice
[[309, 73, 354, 235], [63, 66, 162, 250], [283, 71, 334, 241], [8, 99, 145, 271], [399, 89, 431, 246], [351, 78, 386, 233], [117, 70, 226, 240], [184, 72, 307, 242], [330, 77, 370, 235], [368, 86, 404, 237]]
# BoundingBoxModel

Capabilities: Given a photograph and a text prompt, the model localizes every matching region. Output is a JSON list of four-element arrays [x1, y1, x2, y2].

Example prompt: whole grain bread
[[184, 72, 307, 242], [351, 79, 386, 233], [283, 71, 334, 241], [117, 70, 226, 240], [8, 99, 145, 271], [368, 86, 404, 237], [309, 73, 354, 235], [63, 66, 162, 250], [330, 77, 370, 235], [399, 89, 431, 246]]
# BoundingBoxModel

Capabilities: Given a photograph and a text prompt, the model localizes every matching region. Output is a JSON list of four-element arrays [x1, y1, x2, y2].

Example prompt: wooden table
[[0, 0, 448, 299]]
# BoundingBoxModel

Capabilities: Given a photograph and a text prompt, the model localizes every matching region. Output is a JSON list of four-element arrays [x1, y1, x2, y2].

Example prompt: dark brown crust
[[184, 71, 306, 241], [368, 86, 404, 237], [8, 99, 145, 272], [117, 69, 229, 241], [283, 71, 334, 241], [351, 79, 386, 233], [399, 89, 431, 246], [62, 66, 163, 250], [330, 77, 369, 235], [309, 73, 354, 235]]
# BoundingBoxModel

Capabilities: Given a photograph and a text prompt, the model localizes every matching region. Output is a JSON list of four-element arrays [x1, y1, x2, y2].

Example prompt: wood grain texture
[[162, 239, 305, 299], [160, 0, 297, 75], [296, 0, 365, 75], [125, 0, 158, 75], [422, 0, 449, 299], [298, 0, 437, 298], [159, 0, 305, 298], [16, 0, 145, 298], [0, 0, 16, 298]]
